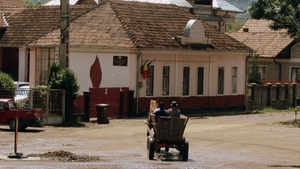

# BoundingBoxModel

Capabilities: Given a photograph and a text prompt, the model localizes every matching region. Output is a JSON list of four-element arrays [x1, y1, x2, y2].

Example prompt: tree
[[248, 55, 262, 84], [249, 0, 300, 40], [226, 20, 244, 33], [24, 0, 43, 6]]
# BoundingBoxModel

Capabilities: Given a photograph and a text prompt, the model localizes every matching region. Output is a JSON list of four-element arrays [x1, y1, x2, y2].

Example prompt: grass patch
[[259, 107, 297, 113]]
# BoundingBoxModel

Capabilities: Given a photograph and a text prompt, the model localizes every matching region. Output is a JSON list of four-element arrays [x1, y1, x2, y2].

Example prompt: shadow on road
[[0, 127, 44, 133], [268, 165, 300, 168], [155, 150, 194, 162]]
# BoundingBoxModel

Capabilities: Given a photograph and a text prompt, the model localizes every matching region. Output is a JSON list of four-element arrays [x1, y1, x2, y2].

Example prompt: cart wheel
[[148, 139, 155, 160], [182, 141, 189, 161], [165, 146, 169, 152]]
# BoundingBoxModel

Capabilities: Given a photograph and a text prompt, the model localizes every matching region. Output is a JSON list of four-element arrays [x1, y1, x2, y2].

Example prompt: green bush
[[47, 63, 80, 123], [0, 72, 16, 98], [0, 72, 15, 88], [248, 55, 262, 84]]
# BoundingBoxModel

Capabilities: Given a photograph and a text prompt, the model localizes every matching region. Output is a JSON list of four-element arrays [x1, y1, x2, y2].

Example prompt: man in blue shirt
[[153, 102, 168, 116]]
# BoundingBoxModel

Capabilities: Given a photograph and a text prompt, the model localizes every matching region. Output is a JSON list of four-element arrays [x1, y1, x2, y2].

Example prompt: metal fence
[[0, 88, 65, 125]]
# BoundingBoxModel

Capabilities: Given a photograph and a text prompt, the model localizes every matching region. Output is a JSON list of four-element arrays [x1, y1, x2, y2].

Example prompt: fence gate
[[31, 89, 65, 125]]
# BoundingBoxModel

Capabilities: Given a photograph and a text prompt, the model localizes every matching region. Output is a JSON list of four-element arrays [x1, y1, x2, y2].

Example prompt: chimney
[[243, 28, 249, 32]]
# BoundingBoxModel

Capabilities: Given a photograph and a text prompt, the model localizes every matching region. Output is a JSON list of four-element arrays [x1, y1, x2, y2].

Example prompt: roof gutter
[[273, 58, 282, 81]]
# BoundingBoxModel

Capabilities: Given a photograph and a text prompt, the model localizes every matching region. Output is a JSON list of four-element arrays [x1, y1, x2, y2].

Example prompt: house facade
[[229, 19, 300, 84], [0, 1, 250, 117]]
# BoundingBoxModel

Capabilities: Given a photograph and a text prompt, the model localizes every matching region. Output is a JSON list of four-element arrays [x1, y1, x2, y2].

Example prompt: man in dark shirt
[[153, 102, 168, 116]]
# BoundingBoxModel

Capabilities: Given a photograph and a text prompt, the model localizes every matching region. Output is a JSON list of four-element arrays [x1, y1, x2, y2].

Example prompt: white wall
[[210, 53, 246, 96], [70, 51, 135, 94], [139, 50, 246, 98]]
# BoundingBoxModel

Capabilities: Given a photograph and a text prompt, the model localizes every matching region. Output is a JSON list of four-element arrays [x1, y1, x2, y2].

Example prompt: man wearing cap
[[167, 101, 181, 117]]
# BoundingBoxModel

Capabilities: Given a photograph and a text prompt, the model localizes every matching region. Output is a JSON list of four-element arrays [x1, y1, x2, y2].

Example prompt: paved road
[[0, 112, 299, 169]]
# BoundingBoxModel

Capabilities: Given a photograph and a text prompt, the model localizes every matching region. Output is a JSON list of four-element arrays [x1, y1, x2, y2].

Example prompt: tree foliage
[[226, 20, 244, 33], [248, 55, 262, 84], [24, 0, 43, 6], [0, 72, 15, 88], [47, 63, 79, 101], [249, 0, 300, 40], [0, 72, 16, 98]]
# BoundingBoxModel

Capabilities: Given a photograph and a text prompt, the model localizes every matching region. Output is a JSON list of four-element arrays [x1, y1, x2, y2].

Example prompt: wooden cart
[[145, 114, 189, 161]]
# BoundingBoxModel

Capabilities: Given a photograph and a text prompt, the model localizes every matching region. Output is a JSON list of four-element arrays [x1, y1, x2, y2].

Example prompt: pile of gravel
[[27, 150, 100, 162]]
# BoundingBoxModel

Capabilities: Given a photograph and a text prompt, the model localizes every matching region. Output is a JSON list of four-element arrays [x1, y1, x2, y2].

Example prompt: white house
[[0, 0, 250, 117]]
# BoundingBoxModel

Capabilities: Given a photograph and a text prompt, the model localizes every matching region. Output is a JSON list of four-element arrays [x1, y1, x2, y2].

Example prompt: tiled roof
[[31, 2, 133, 48], [0, 0, 28, 7], [45, 0, 192, 7], [1, 0, 250, 52], [44, 0, 97, 5], [237, 19, 286, 33], [0, 1, 28, 27], [0, 5, 96, 47], [228, 19, 293, 58], [123, 0, 192, 8]]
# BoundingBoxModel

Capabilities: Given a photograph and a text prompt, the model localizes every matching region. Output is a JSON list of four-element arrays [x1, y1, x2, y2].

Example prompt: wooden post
[[59, 0, 69, 69], [14, 118, 18, 154], [8, 118, 24, 158]]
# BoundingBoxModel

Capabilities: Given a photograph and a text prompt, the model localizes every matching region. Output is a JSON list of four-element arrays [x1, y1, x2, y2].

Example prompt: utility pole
[[59, 0, 69, 69]]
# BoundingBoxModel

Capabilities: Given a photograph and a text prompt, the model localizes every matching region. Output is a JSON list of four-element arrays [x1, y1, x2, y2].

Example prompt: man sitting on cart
[[153, 102, 168, 116], [167, 101, 181, 117]]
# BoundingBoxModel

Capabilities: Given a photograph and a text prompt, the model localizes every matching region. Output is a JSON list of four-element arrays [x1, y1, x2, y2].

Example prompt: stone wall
[[246, 83, 300, 110]]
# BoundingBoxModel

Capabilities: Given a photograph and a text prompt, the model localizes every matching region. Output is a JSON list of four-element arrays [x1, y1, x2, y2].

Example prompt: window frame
[[218, 67, 224, 95], [231, 67, 238, 94], [162, 66, 170, 95], [146, 65, 154, 96], [259, 65, 267, 81], [182, 66, 190, 96], [197, 67, 204, 95], [35, 48, 55, 85], [291, 67, 300, 83]]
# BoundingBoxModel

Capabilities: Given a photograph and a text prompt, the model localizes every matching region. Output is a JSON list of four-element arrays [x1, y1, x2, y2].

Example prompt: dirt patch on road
[[27, 150, 101, 162], [277, 119, 300, 128]]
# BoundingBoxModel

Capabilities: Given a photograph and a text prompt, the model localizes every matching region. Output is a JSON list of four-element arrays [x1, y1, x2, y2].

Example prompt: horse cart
[[145, 114, 189, 161]]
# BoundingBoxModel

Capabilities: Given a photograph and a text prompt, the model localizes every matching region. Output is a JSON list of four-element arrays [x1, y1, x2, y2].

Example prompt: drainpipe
[[208, 54, 211, 110], [175, 53, 178, 96], [135, 50, 142, 116], [273, 58, 282, 81], [245, 51, 253, 110]]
